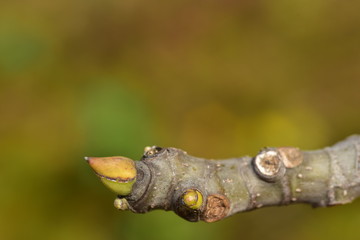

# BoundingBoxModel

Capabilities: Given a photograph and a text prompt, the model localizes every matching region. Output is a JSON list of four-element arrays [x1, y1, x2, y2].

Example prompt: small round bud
[[253, 149, 285, 182], [182, 189, 203, 210], [114, 198, 129, 210], [143, 146, 163, 158]]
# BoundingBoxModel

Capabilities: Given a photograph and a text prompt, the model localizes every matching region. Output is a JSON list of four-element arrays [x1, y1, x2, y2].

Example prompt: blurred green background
[[1, 0, 360, 239]]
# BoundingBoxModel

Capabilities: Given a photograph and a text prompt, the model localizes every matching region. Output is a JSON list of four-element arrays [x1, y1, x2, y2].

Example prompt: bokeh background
[[1, 0, 360, 239]]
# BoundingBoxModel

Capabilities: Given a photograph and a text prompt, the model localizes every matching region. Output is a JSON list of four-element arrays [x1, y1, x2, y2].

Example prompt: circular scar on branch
[[202, 194, 230, 223], [253, 149, 286, 182]]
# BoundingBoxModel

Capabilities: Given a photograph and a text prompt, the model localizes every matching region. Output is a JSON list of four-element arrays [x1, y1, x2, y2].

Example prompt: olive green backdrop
[[1, 0, 360, 239]]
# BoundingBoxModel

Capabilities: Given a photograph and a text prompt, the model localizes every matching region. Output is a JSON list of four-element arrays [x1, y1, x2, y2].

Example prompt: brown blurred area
[[1, 0, 360, 239]]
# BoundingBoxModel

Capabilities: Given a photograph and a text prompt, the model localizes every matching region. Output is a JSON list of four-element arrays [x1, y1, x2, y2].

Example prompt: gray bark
[[117, 135, 360, 222]]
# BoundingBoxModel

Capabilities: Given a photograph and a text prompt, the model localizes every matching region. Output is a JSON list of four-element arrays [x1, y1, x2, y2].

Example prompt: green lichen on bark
[[87, 135, 360, 223]]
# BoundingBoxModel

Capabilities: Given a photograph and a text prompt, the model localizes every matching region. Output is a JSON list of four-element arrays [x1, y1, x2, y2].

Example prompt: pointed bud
[[87, 156, 137, 196]]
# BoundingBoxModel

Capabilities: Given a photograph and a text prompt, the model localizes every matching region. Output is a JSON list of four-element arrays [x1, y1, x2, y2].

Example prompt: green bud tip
[[86, 156, 137, 196]]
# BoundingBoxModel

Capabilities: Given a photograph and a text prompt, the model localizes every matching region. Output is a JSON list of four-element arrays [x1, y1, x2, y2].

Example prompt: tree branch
[[87, 135, 360, 223]]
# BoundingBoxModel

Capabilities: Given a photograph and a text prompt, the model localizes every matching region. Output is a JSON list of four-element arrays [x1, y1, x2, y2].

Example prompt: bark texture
[[91, 135, 360, 223]]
